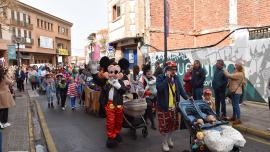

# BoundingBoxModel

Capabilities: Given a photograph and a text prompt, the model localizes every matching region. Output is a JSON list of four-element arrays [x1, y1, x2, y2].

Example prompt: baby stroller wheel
[[142, 127, 148, 138]]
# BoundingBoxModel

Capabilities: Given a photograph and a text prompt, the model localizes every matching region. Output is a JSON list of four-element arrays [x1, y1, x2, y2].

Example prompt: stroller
[[179, 100, 243, 152], [122, 98, 148, 140]]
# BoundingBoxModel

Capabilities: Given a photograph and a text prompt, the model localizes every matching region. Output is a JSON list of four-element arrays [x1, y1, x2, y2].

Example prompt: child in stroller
[[179, 100, 246, 152]]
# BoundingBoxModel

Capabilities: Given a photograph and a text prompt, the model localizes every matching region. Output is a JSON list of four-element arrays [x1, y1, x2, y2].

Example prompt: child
[[67, 77, 78, 111], [77, 79, 84, 106], [45, 73, 56, 108], [203, 89, 215, 111], [59, 78, 68, 110]]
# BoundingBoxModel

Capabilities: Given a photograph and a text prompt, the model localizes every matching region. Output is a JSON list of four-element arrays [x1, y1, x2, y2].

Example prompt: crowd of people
[[0, 57, 269, 151]]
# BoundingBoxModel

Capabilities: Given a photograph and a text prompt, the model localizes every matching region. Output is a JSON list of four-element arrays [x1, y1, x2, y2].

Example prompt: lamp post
[[164, 0, 168, 63], [88, 34, 94, 62], [15, 37, 22, 67]]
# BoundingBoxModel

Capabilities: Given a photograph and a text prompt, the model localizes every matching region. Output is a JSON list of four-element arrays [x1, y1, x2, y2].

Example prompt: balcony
[[9, 19, 33, 30], [12, 36, 34, 45]]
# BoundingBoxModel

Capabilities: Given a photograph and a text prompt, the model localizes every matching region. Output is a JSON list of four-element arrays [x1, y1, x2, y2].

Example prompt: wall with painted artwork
[[149, 30, 270, 103]]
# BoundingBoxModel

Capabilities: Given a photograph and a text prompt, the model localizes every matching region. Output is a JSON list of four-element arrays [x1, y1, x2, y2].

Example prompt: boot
[[106, 138, 118, 148], [48, 103, 51, 108], [233, 119, 242, 125], [51, 103, 54, 108]]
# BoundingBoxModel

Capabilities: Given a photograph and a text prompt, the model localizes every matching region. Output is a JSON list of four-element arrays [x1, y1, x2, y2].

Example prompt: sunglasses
[[109, 70, 119, 74]]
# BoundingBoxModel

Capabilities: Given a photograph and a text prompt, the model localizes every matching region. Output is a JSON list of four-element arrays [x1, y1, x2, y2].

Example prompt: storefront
[[57, 48, 69, 65]]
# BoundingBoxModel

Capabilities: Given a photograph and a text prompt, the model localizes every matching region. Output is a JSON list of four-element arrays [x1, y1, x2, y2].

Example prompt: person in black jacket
[[191, 60, 206, 100], [15, 67, 25, 92], [154, 61, 163, 77], [212, 60, 228, 118]]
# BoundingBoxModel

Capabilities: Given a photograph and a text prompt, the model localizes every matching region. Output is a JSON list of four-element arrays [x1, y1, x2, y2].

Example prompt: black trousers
[[31, 82, 37, 90], [60, 92, 67, 108], [0, 108, 8, 124], [144, 98, 155, 126], [214, 89, 226, 117], [17, 80, 24, 92]]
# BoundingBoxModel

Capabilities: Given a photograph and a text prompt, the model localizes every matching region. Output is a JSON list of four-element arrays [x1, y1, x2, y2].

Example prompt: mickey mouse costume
[[92, 57, 127, 148]]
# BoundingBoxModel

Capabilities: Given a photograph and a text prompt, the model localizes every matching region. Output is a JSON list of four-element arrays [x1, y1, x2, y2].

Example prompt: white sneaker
[[0, 123, 4, 129], [162, 142, 170, 152], [62, 107, 66, 111], [3, 122, 11, 128], [168, 138, 174, 148]]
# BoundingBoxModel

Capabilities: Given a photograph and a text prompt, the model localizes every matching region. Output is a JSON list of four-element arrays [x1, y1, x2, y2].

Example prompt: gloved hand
[[90, 63, 98, 74], [109, 79, 121, 89], [148, 79, 156, 85]]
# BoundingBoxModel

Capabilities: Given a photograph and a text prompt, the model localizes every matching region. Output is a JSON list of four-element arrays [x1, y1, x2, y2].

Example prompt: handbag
[[226, 76, 244, 99]]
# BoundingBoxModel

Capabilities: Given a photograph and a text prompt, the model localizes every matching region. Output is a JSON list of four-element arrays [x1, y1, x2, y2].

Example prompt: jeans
[[47, 96, 53, 104], [192, 88, 203, 100], [232, 94, 241, 119], [214, 89, 226, 117], [60, 92, 67, 108], [56, 90, 61, 103], [31, 82, 37, 90], [70, 97, 76, 108]]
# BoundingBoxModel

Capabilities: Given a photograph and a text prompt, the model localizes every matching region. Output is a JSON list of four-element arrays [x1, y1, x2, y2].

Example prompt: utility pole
[[164, 0, 168, 63]]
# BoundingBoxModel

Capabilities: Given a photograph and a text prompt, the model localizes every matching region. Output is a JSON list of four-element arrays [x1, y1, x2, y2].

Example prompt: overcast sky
[[19, 0, 108, 56]]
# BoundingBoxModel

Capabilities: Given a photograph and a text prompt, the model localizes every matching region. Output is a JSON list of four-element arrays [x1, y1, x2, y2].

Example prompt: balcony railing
[[10, 19, 33, 30], [12, 36, 34, 45]]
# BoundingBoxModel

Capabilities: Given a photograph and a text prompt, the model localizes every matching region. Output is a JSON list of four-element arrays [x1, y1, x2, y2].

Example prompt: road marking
[[246, 136, 270, 145], [28, 90, 39, 98], [35, 100, 58, 152]]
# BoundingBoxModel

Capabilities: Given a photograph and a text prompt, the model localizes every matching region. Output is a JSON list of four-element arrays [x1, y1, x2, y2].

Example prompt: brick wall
[[238, 0, 270, 27], [149, 0, 194, 51]]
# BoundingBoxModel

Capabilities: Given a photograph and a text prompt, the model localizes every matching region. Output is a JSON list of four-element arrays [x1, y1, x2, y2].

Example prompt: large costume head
[[107, 62, 121, 80]]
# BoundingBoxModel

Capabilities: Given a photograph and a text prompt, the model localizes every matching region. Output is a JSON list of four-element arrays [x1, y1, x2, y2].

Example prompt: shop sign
[[8, 45, 16, 60], [58, 48, 69, 56], [129, 50, 134, 63], [40, 36, 53, 49]]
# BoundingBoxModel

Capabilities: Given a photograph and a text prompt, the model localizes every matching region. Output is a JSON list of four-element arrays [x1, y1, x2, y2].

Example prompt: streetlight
[[88, 34, 95, 62], [15, 37, 22, 67], [164, 0, 168, 63]]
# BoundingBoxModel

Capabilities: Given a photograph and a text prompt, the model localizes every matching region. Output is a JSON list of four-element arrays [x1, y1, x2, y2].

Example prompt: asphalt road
[[36, 95, 270, 152]]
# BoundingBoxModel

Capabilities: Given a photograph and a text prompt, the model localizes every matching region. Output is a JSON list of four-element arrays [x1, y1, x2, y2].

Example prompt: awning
[[58, 48, 69, 56], [19, 53, 31, 60]]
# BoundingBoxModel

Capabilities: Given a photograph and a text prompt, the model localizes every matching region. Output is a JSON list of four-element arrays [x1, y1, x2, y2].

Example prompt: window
[[37, 19, 40, 27], [112, 3, 121, 21], [0, 24, 2, 39], [12, 27, 16, 36], [41, 20, 43, 28], [29, 31, 32, 39], [66, 29, 68, 36], [17, 12, 20, 21], [28, 15, 31, 24], [11, 10, 15, 20], [23, 14, 26, 24], [18, 28, 21, 37], [58, 26, 60, 33], [44, 21, 47, 29], [24, 30, 27, 38], [51, 24, 53, 31], [48, 22, 50, 30], [38, 38, 40, 46]]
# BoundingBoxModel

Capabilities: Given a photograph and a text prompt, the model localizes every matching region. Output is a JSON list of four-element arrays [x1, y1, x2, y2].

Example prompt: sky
[[19, 0, 108, 56]]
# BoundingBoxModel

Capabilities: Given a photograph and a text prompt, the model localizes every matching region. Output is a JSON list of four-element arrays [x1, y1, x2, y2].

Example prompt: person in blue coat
[[156, 61, 190, 152], [212, 59, 228, 118], [191, 60, 206, 100]]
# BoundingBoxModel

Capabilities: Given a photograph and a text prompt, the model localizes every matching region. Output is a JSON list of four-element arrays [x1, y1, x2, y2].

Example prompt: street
[[34, 94, 270, 152]]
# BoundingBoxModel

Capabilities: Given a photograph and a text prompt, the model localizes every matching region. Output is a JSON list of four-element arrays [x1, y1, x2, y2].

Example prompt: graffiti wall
[[149, 31, 270, 102]]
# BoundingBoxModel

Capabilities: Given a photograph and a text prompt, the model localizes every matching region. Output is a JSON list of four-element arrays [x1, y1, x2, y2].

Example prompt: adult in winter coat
[[0, 66, 16, 129], [156, 61, 189, 152], [212, 59, 228, 119], [191, 60, 206, 100]]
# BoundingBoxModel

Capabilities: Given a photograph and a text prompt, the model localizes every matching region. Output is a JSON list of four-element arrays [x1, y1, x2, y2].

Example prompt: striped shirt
[[67, 83, 78, 97]]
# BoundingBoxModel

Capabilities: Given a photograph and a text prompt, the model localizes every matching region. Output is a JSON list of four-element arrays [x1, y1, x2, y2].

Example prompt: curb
[[28, 99, 36, 152], [233, 124, 270, 140], [35, 100, 58, 152]]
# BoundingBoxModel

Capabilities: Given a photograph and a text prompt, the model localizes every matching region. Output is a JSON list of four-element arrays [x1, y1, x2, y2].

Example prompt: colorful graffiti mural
[[149, 37, 270, 103]]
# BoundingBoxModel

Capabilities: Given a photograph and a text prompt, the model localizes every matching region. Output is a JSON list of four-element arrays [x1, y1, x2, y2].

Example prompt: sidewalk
[[226, 101, 270, 139], [2, 84, 31, 152]]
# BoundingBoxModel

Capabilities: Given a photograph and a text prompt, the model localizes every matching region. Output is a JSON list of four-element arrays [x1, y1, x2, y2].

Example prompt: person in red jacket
[[183, 65, 193, 97]]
